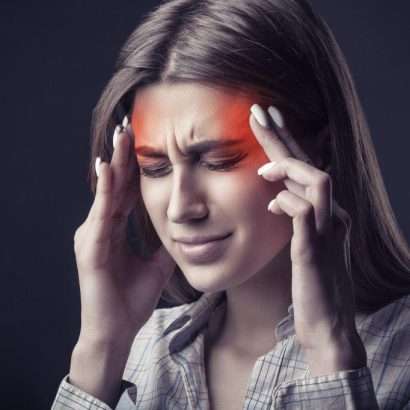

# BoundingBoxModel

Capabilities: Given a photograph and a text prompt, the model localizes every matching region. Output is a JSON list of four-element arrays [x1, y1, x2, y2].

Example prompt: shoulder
[[358, 293, 410, 335], [357, 293, 410, 369], [355, 293, 410, 398]]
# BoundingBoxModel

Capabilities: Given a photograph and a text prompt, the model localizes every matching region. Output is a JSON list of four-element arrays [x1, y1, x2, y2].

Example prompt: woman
[[52, 0, 410, 409]]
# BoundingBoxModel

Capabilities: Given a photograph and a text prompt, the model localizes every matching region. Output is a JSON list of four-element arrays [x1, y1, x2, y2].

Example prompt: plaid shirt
[[52, 290, 410, 409]]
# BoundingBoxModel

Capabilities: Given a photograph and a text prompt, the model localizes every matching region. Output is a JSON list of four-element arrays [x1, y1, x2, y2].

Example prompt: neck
[[207, 242, 292, 358]]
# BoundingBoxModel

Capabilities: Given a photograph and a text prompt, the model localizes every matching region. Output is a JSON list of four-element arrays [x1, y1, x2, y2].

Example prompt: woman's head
[[131, 81, 296, 295], [89, 0, 410, 311]]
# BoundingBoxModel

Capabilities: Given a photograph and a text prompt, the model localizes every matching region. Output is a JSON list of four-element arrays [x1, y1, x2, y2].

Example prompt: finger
[[110, 118, 139, 242], [249, 106, 291, 161], [123, 121, 139, 181], [110, 117, 139, 219], [89, 161, 113, 246], [268, 190, 317, 247], [259, 157, 328, 187], [120, 149, 139, 211], [267, 106, 314, 165], [111, 168, 139, 244], [260, 158, 332, 234], [113, 122, 139, 239], [266, 176, 306, 208], [111, 117, 131, 213], [87, 158, 106, 222], [249, 103, 315, 165], [283, 177, 306, 199], [259, 159, 350, 237]]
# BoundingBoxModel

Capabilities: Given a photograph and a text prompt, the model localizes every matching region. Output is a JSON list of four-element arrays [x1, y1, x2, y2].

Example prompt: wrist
[[303, 329, 367, 377], [77, 329, 135, 352], [69, 338, 132, 408]]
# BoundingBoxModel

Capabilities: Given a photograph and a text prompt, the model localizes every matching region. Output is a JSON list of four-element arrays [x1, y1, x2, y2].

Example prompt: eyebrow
[[134, 138, 245, 158]]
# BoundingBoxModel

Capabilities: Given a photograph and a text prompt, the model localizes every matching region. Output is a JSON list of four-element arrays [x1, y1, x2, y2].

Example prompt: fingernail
[[267, 198, 277, 212], [250, 104, 269, 128], [95, 157, 101, 178], [267, 106, 284, 129], [113, 125, 121, 149], [257, 162, 277, 175], [122, 115, 129, 128]]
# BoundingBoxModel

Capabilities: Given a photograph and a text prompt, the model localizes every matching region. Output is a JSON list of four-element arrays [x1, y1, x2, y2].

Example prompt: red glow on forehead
[[130, 95, 264, 157]]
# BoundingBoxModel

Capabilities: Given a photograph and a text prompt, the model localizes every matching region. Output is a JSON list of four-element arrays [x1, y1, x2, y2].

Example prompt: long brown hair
[[87, 0, 410, 313]]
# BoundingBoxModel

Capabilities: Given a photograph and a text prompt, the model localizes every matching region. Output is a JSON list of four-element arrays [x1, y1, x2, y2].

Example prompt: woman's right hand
[[73, 115, 176, 349]]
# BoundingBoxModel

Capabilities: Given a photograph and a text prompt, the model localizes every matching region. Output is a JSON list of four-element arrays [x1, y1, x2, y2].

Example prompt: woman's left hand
[[249, 103, 367, 376]]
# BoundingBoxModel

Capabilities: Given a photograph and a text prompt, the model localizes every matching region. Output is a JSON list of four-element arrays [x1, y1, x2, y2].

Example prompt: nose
[[166, 168, 209, 223]]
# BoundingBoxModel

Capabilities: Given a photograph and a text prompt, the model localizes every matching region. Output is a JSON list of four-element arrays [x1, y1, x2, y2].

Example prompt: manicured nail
[[257, 162, 277, 175], [250, 104, 269, 128], [267, 198, 277, 212], [95, 157, 101, 178], [113, 125, 121, 149], [267, 106, 284, 129], [122, 115, 129, 128]]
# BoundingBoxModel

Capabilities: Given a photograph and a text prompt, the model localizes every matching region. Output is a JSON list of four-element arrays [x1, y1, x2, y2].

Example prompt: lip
[[174, 233, 231, 245], [176, 233, 232, 264]]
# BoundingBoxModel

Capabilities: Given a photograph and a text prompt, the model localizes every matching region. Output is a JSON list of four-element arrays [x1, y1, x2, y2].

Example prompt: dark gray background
[[1, 1, 409, 409]]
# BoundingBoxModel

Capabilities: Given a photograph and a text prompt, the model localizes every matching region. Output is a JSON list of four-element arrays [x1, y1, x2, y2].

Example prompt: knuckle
[[315, 172, 331, 187], [280, 156, 292, 167], [275, 190, 287, 203], [298, 203, 314, 217]]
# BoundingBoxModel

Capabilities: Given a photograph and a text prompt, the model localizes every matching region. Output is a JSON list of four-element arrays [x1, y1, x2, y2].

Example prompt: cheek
[[227, 173, 292, 246], [215, 171, 282, 217]]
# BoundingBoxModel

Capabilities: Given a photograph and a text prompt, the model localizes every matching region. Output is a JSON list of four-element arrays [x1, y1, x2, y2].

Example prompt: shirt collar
[[164, 290, 295, 355]]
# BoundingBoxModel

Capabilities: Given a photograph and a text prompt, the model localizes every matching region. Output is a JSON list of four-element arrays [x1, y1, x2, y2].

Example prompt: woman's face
[[131, 82, 293, 293]]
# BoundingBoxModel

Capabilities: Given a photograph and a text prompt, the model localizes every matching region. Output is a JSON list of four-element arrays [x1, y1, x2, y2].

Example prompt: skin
[[69, 80, 366, 408], [131, 81, 367, 374], [131, 82, 293, 355]]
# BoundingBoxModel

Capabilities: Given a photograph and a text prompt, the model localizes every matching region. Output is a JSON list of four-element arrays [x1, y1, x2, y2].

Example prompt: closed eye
[[139, 153, 248, 178]]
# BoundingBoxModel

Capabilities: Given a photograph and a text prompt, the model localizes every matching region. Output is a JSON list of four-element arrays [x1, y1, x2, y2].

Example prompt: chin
[[178, 265, 232, 294], [179, 263, 251, 294]]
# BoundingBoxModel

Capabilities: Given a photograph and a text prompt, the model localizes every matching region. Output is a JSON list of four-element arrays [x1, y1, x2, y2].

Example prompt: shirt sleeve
[[50, 374, 137, 410], [273, 366, 380, 409]]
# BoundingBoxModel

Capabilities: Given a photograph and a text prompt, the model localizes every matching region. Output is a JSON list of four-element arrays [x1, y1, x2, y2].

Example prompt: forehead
[[130, 82, 261, 150]]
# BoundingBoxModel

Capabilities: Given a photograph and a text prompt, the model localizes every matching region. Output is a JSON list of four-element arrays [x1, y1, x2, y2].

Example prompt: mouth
[[176, 233, 233, 264], [174, 232, 232, 245]]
